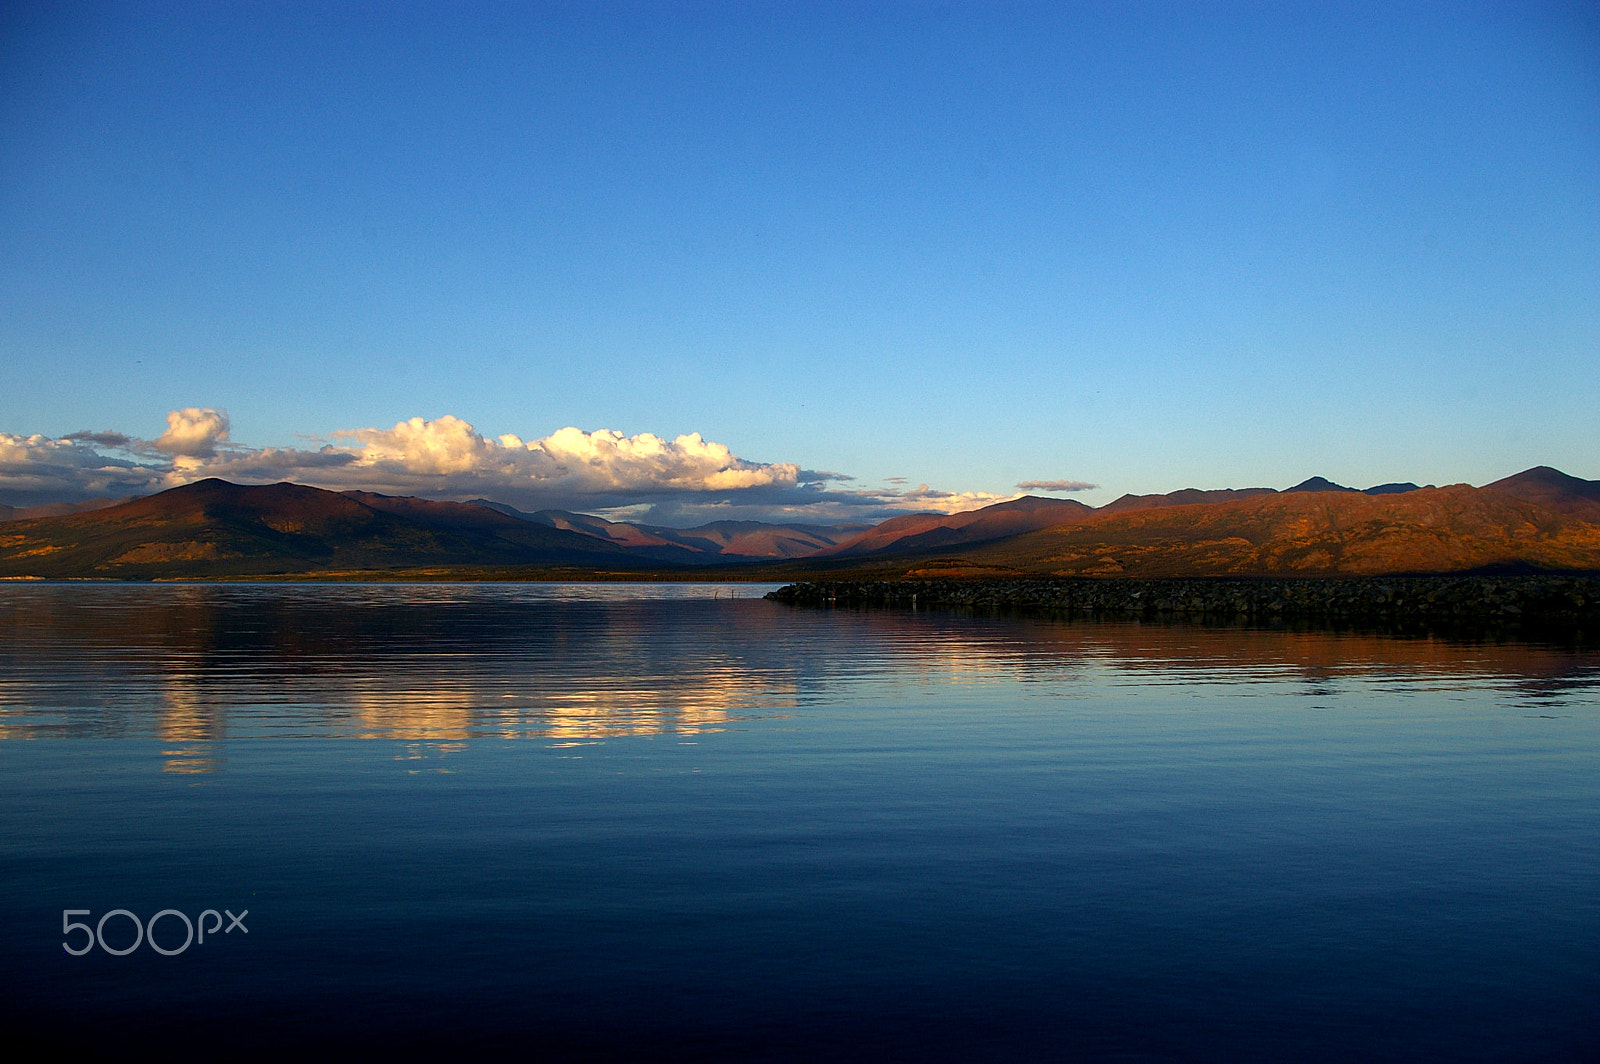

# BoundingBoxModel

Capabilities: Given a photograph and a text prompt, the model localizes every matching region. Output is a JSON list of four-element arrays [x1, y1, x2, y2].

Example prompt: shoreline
[[765, 575, 1600, 634]]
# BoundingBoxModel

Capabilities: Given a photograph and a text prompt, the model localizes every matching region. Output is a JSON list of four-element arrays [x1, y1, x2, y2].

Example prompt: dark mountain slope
[[0, 479, 650, 578], [1083, 479, 1422, 519], [1097, 487, 1279, 515], [824, 496, 1095, 557], [1286, 476, 1358, 493], [1282, 478, 1428, 496], [341, 491, 636, 555], [0, 497, 129, 522], [1484, 466, 1600, 523]]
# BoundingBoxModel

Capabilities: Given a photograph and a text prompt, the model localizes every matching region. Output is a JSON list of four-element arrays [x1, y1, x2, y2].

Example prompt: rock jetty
[[765, 576, 1600, 631]]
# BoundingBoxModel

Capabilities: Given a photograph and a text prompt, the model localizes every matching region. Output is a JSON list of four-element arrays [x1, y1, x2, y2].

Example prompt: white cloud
[[1016, 479, 1098, 493], [311, 416, 802, 498], [896, 484, 1018, 512], [154, 408, 230, 457], [1, 409, 1025, 525]]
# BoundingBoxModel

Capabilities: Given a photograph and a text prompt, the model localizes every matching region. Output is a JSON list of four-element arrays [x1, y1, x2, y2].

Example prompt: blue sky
[[2, 1, 1596, 521]]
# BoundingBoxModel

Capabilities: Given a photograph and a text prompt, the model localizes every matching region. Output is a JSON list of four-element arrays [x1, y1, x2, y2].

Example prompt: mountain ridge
[[935, 484, 1600, 577], [0, 479, 654, 578], [821, 495, 1096, 556], [1483, 466, 1600, 523], [3, 467, 1598, 579]]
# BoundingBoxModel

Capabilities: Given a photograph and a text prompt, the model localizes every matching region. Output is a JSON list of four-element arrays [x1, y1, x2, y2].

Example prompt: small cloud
[[799, 469, 853, 483], [155, 408, 230, 457], [883, 476, 907, 485], [62, 430, 133, 448], [893, 483, 1020, 512], [1017, 479, 1098, 493]]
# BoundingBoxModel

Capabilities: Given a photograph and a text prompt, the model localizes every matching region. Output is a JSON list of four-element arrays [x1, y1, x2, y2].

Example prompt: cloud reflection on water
[[0, 583, 1595, 774], [158, 677, 226, 773]]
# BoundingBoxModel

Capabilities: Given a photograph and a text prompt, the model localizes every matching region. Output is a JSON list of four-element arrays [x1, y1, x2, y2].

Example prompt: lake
[[1, 582, 1596, 1061]]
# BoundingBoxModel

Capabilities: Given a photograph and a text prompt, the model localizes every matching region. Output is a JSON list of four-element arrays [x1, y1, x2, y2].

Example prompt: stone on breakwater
[[764, 576, 1600, 627]]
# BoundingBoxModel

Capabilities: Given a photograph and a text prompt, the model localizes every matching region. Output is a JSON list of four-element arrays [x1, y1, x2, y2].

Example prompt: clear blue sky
[[2, 1, 1596, 519]]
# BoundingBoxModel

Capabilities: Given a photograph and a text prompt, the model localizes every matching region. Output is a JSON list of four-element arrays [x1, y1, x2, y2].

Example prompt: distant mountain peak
[[1489, 466, 1598, 494], [1286, 476, 1358, 493], [1485, 466, 1600, 522]]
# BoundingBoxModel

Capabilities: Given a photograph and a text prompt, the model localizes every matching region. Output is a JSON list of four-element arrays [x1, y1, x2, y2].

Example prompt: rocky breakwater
[[765, 576, 1600, 631]]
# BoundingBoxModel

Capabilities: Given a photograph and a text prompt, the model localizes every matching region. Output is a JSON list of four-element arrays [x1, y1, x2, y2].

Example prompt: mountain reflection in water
[[1, 582, 1596, 771], [0, 584, 804, 765]]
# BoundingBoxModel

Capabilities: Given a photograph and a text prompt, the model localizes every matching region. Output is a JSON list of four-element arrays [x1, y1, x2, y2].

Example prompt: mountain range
[[2, 466, 1598, 579], [466, 500, 869, 562]]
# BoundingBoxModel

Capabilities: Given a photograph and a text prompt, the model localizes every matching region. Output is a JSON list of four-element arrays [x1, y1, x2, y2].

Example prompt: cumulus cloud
[[1016, 479, 1098, 493], [2, 408, 1034, 525], [529, 426, 798, 493], [0, 433, 169, 507], [318, 416, 802, 498], [155, 408, 230, 457]]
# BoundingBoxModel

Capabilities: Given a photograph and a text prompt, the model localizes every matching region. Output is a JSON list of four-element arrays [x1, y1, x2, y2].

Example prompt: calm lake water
[[2, 583, 1597, 1061]]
